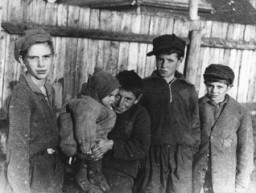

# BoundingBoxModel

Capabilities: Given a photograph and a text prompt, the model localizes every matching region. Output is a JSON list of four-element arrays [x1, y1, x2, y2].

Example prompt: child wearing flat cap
[[193, 64, 254, 193], [135, 34, 200, 193], [6, 27, 64, 193]]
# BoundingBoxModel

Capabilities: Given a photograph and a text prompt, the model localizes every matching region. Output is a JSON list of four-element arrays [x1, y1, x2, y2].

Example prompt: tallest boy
[[137, 34, 200, 193]]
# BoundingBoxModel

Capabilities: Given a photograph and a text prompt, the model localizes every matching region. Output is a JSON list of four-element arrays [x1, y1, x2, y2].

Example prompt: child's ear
[[19, 56, 27, 69], [134, 94, 143, 104]]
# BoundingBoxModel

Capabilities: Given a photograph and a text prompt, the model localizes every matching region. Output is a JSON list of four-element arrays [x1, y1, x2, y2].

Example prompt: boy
[[91, 70, 151, 193], [193, 64, 254, 193]]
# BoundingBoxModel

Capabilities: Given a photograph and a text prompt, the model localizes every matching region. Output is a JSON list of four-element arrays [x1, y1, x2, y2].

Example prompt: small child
[[59, 68, 120, 193]]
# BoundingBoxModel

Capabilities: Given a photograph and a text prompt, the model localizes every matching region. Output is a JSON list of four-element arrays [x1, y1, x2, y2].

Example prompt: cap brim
[[146, 46, 184, 57], [146, 51, 154, 56]]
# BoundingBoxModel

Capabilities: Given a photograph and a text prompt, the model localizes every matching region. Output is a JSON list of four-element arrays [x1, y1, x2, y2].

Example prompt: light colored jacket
[[193, 95, 254, 193]]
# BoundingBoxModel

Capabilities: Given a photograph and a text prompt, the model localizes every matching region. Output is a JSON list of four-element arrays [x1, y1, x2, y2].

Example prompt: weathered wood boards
[[1, 0, 256, 108]]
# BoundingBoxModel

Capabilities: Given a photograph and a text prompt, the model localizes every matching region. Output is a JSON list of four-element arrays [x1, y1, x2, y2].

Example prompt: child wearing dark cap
[[193, 64, 254, 193], [59, 68, 120, 193]]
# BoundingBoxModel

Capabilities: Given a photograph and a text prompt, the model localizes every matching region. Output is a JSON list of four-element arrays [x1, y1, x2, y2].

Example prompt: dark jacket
[[142, 71, 200, 150], [102, 104, 151, 178], [6, 74, 63, 193], [193, 95, 254, 193]]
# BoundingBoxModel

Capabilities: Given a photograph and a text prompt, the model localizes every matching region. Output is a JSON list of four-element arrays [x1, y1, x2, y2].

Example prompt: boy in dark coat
[[91, 70, 151, 193], [136, 34, 200, 193], [193, 64, 254, 193]]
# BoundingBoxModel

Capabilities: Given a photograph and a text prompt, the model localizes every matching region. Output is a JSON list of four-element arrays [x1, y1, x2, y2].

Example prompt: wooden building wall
[[1, 0, 256, 109]]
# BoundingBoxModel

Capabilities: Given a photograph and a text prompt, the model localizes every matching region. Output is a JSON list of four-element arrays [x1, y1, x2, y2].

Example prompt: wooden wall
[[1, 0, 256, 109]]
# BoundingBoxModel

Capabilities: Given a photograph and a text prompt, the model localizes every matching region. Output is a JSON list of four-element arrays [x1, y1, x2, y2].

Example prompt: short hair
[[116, 70, 143, 98], [155, 48, 184, 60]]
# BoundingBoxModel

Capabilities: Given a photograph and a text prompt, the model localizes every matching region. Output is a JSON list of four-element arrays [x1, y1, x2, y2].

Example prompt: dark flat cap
[[147, 34, 186, 56], [14, 27, 53, 63], [204, 64, 235, 85]]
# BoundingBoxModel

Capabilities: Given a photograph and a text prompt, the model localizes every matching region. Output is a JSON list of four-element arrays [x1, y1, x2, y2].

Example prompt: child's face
[[113, 89, 139, 114], [205, 81, 232, 103], [101, 88, 119, 108], [21, 42, 53, 81]]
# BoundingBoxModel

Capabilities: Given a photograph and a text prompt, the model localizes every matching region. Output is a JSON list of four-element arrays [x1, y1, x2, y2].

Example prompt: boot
[[75, 159, 103, 193], [87, 160, 110, 193]]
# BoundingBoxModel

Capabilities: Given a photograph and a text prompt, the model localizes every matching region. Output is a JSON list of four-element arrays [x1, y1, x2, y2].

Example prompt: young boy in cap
[[7, 27, 64, 193], [90, 70, 151, 193], [193, 64, 254, 193], [136, 34, 200, 193], [59, 68, 120, 193]]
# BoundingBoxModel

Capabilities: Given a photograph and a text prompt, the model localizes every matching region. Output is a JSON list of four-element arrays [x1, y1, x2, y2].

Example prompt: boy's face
[[205, 81, 232, 103], [113, 89, 139, 114], [101, 88, 119, 109], [156, 53, 183, 79], [21, 42, 53, 81]]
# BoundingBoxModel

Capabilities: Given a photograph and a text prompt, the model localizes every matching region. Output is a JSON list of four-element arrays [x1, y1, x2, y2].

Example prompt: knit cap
[[14, 27, 53, 63], [80, 68, 120, 101], [204, 64, 235, 85]]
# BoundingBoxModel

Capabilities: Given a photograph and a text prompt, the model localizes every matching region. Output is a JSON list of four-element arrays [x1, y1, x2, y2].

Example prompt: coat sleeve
[[112, 109, 151, 161], [190, 87, 201, 152], [7, 95, 32, 193], [235, 109, 254, 193], [68, 98, 99, 154]]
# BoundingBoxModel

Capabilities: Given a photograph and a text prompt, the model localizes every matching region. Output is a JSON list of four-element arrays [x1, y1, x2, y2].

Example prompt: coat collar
[[150, 70, 193, 85], [20, 73, 54, 105]]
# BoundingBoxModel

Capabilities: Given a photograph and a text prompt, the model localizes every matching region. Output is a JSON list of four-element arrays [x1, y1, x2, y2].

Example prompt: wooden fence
[[1, 0, 256, 109]]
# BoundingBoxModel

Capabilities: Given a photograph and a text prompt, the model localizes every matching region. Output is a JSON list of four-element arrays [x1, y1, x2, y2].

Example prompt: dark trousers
[[135, 144, 193, 193], [103, 170, 134, 193]]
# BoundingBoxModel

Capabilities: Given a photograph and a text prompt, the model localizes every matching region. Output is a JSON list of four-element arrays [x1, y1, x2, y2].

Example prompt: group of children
[[0, 27, 254, 193]]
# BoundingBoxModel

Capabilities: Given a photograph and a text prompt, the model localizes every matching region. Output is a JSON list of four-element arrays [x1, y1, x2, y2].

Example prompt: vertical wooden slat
[[117, 12, 132, 72], [128, 14, 141, 71], [237, 50, 251, 102]]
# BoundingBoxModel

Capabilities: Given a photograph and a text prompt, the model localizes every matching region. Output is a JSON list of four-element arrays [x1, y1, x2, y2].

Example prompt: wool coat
[[6, 74, 64, 193], [193, 95, 254, 193], [59, 96, 116, 156]]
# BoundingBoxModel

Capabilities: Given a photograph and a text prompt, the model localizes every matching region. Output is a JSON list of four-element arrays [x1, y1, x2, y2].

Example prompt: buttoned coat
[[6, 74, 64, 193], [193, 95, 254, 193]]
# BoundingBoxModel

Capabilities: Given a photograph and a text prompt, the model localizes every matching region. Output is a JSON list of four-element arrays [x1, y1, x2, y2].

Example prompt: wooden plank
[[63, 38, 78, 101], [78, 6, 91, 29], [3, 22, 256, 50], [246, 50, 256, 102], [87, 39, 98, 75], [76, 38, 89, 93], [228, 49, 241, 100], [186, 30, 201, 84], [7, 0, 22, 21], [237, 50, 251, 102], [67, 5, 81, 28], [90, 9, 100, 29], [2, 34, 17, 106], [127, 13, 141, 71], [45, 1, 58, 25], [0, 31, 7, 107], [198, 47, 210, 97], [60, 0, 134, 7], [53, 37, 66, 108], [1, 0, 8, 21]]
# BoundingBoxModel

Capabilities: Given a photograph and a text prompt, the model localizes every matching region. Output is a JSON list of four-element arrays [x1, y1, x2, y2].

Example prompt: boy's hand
[[90, 139, 114, 160]]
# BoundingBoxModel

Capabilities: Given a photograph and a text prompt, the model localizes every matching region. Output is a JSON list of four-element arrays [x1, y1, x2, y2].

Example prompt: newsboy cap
[[147, 34, 186, 56], [204, 64, 235, 85], [14, 27, 53, 63]]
